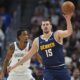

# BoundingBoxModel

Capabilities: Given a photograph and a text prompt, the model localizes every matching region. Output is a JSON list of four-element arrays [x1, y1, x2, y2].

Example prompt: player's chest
[[13, 48, 28, 58], [39, 39, 56, 51]]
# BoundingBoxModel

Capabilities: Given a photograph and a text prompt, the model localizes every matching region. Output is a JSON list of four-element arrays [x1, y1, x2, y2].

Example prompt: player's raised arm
[[55, 13, 73, 38], [8, 38, 38, 71]]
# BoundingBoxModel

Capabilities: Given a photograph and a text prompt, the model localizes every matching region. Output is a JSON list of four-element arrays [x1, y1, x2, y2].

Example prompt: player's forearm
[[66, 18, 73, 36], [36, 57, 42, 64], [36, 54, 43, 64], [2, 59, 9, 75]]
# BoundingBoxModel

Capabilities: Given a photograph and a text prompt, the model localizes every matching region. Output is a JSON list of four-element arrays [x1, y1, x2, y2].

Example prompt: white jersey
[[9, 41, 31, 75]]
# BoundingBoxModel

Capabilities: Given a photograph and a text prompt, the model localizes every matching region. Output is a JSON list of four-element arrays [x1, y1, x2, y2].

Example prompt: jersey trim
[[14, 42, 30, 51]]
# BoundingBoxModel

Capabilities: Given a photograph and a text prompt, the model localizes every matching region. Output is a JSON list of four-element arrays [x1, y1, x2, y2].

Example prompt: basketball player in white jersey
[[0, 29, 35, 80]]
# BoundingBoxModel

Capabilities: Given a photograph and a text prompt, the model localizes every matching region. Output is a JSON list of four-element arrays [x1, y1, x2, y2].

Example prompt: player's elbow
[[70, 29, 73, 35], [68, 30, 73, 36]]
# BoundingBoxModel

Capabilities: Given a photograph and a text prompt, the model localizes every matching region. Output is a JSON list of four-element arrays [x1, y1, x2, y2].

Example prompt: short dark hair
[[42, 17, 51, 23], [17, 29, 26, 40]]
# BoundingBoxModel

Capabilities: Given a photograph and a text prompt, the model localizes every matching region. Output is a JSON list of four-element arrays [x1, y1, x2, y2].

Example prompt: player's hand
[[0, 71, 4, 80], [63, 13, 73, 20], [7, 66, 12, 73]]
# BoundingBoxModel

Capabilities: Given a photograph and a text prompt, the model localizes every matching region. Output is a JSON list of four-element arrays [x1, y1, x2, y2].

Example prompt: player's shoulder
[[32, 37, 39, 47], [7, 42, 15, 51], [34, 37, 39, 42], [54, 30, 63, 37], [54, 30, 63, 34]]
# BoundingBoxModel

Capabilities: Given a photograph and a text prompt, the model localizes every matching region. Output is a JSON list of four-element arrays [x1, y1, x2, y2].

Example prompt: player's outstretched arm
[[8, 38, 38, 71], [56, 13, 73, 38]]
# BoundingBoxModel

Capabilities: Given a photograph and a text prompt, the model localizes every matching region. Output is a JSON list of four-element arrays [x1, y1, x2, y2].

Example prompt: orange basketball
[[61, 1, 75, 14]]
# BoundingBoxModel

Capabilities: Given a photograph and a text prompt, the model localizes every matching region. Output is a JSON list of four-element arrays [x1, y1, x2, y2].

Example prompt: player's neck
[[43, 31, 52, 39], [18, 41, 26, 49]]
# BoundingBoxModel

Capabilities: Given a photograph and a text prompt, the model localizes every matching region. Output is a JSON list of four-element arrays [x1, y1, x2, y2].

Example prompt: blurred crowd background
[[0, 0, 80, 80]]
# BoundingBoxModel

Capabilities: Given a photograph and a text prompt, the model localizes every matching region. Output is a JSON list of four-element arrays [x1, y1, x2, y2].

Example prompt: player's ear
[[50, 24, 52, 29]]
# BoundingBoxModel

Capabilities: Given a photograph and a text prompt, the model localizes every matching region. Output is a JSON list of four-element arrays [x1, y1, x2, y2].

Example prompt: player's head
[[41, 17, 52, 34], [17, 29, 28, 42]]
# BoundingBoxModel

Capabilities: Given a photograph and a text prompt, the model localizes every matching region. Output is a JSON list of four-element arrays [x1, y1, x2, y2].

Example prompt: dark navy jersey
[[38, 33, 65, 67]]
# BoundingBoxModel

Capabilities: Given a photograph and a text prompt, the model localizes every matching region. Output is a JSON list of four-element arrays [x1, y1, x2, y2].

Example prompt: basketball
[[61, 1, 75, 14]]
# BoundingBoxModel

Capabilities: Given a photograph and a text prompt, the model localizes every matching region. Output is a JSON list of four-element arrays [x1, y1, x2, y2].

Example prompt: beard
[[43, 27, 49, 33], [43, 28, 49, 34]]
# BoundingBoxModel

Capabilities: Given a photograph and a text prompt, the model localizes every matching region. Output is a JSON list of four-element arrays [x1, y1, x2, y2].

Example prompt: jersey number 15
[[45, 49, 53, 57]]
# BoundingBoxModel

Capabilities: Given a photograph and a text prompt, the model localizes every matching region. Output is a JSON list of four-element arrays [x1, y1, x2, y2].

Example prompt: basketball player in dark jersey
[[7, 13, 73, 80]]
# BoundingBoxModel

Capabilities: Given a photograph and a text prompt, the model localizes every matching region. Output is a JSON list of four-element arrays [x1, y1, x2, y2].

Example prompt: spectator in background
[[0, 6, 11, 33], [49, 7, 59, 31], [50, 8, 59, 26], [71, 68, 80, 80], [66, 30, 79, 57], [49, 0, 61, 13], [33, 66, 43, 80], [0, 16, 5, 59], [30, 1, 49, 40], [63, 49, 72, 66], [31, 5, 45, 26], [71, 53, 79, 69]]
